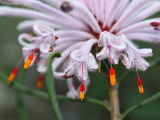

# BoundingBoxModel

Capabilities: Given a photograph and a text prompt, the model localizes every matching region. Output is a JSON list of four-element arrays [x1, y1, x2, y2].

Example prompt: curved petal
[[77, 63, 88, 81], [96, 47, 109, 60], [39, 42, 50, 53], [86, 53, 98, 71], [18, 33, 33, 46], [120, 54, 131, 69], [33, 23, 54, 36], [70, 49, 85, 62]]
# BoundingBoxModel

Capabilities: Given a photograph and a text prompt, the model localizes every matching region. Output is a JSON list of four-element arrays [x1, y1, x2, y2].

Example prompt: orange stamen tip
[[80, 82, 85, 102], [24, 53, 34, 69], [49, 47, 53, 52], [37, 81, 43, 89], [138, 85, 144, 95], [54, 36, 58, 40], [110, 67, 116, 86], [80, 91, 84, 102], [37, 75, 43, 89], [28, 33, 33, 36], [110, 74, 116, 86], [8, 67, 18, 83]]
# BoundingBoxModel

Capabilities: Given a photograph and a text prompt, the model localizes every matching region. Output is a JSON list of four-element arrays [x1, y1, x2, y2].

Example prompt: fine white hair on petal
[[137, 48, 153, 57], [99, 31, 126, 51], [120, 54, 131, 69], [96, 47, 109, 60]]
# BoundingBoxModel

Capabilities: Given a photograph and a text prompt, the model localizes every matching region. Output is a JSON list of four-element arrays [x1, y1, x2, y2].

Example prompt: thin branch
[[0, 72, 111, 112], [108, 83, 120, 120], [119, 91, 160, 120]]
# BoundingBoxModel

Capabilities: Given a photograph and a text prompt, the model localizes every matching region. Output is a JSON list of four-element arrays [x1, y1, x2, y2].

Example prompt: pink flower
[[1, 0, 160, 98]]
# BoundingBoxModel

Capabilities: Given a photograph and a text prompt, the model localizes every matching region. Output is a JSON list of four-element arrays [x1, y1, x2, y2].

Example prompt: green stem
[[119, 91, 160, 120], [98, 61, 101, 73], [0, 71, 110, 112], [16, 67, 27, 120], [46, 52, 63, 120], [102, 60, 110, 72]]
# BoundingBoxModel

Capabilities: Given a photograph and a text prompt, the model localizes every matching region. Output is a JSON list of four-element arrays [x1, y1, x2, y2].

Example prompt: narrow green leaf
[[45, 52, 63, 120], [119, 91, 160, 120]]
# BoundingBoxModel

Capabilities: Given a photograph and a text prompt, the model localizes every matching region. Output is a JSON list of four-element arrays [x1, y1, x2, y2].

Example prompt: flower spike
[[8, 67, 18, 83], [24, 53, 34, 69], [80, 82, 85, 102], [137, 77, 144, 95], [110, 66, 116, 86], [37, 75, 43, 89]]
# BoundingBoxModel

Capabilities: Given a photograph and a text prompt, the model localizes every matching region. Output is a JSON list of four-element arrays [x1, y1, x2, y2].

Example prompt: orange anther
[[28, 33, 33, 37], [80, 91, 84, 102], [37, 75, 43, 89], [137, 78, 144, 95], [110, 67, 116, 86], [8, 67, 18, 83], [24, 53, 34, 69], [49, 47, 53, 52], [80, 82, 85, 102], [138, 85, 144, 95]]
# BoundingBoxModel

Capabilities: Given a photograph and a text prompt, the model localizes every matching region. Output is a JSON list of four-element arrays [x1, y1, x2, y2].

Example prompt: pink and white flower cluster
[[0, 0, 160, 99]]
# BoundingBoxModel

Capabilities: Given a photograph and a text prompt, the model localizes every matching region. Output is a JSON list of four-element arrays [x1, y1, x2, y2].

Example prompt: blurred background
[[0, 12, 160, 120]]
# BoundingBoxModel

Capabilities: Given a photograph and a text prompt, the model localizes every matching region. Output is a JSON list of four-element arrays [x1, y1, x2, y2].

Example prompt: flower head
[[1, 0, 160, 99]]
